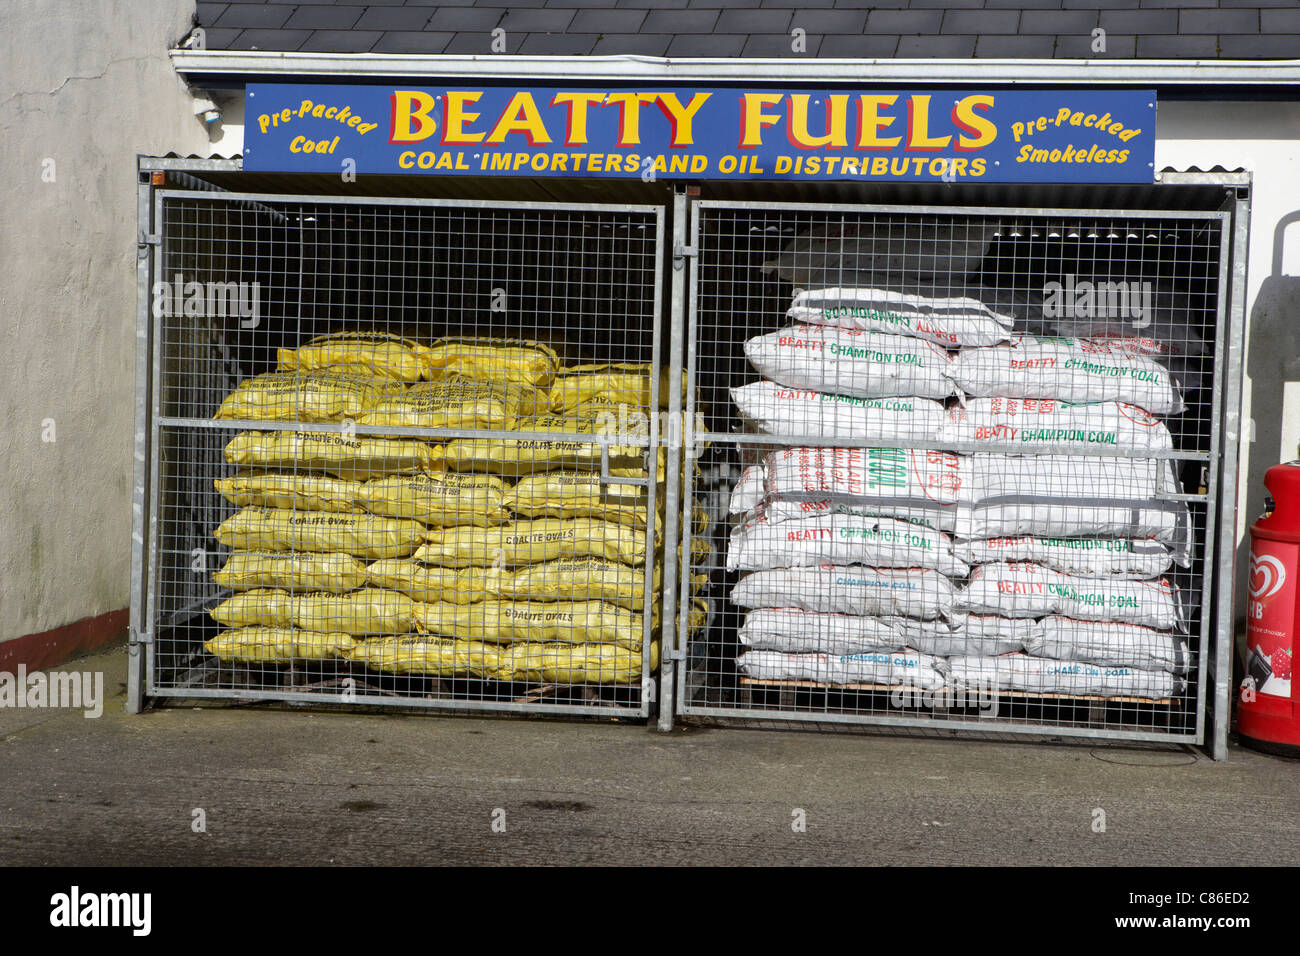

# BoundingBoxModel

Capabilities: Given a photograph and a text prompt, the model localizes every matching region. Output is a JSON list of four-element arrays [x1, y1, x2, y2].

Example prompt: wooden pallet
[[738, 676, 1172, 706]]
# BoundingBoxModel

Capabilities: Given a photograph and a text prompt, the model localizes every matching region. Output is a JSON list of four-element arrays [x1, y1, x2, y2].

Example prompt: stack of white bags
[[728, 278, 1191, 703]]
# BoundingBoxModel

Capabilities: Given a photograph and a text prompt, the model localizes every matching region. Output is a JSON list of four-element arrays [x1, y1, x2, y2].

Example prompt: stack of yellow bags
[[205, 331, 709, 687]]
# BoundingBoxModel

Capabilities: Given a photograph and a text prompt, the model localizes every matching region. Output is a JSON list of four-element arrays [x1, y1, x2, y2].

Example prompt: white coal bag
[[731, 565, 956, 619], [731, 380, 947, 442], [787, 286, 1013, 348], [737, 608, 904, 655], [744, 325, 955, 400], [795, 277, 1042, 338], [760, 220, 1000, 284], [761, 446, 968, 532], [1027, 616, 1191, 675], [973, 454, 1178, 500], [758, 497, 953, 532], [942, 398, 1173, 453], [728, 512, 968, 576], [947, 653, 1178, 700], [876, 617, 972, 655], [960, 562, 1184, 630], [964, 503, 1191, 565], [934, 614, 1038, 656], [947, 336, 1185, 415], [730, 464, 767, 515], [737, 649, 948, 690], [963, 454, 1192, 563], [1045, 333, 1209, 396], [955, 535, 1174, 579]]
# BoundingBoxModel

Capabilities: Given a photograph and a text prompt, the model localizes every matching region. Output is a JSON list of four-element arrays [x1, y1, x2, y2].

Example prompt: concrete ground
[[1, 640, 1297, 866]]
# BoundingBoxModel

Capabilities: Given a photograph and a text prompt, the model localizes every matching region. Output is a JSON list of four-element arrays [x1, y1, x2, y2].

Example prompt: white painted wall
[[0, 0, 207, 642], [1155, 101, 1300, 640]]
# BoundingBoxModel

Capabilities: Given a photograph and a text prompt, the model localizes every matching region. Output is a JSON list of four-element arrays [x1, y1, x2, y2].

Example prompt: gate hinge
[[137, 231, 160, 258], [673, 242, 696, 261], [669, 647, 687, 660], [128, 627, 154, 648]]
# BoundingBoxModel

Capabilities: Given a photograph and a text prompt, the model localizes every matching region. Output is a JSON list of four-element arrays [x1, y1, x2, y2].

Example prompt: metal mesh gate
[[675, 200, 1236, 745], [139, 191, 667, 718]]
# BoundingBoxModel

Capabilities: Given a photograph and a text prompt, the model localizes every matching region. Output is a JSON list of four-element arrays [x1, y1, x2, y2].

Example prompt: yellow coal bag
[[204, 626, 357, 663], [355, 473, 510, 527], [686, 535, 714, 568], [494, 641, 659, 684], [365, 558, 498, 604], [428, 411, 655, 477], [357, 380, 520, 431], [506, 472, 649, 525], [499, 558, 657, 611], [689, 569, 710, 595], [495, 382, 553, 419], [210, 588, 294, 628], [214, 472, 364, 514], [214, 508, 426, 559], [347, 636, 500, 677], [291, 587, 415, 635], [225, 431, 433, 479], [414, 517, 653, 568], [549, 363, 677, 412], [687, 596, 709, 633], [278, 332, 431, 383], [413, 599, 646, 647], [214, 371, 401, 423], [424, 336, 560, 388], [214, 552, 369, 593]]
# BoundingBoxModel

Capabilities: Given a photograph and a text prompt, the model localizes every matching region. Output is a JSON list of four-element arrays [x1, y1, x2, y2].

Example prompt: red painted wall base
[[1, 609, 129, 672]]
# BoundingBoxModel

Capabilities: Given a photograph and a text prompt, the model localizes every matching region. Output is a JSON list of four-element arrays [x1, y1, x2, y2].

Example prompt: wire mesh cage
[[676, 200, 1233, 744], [143, 192, 668, 717]]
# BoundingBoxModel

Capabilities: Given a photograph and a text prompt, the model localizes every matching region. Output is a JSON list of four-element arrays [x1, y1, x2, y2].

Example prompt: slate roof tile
[[189, 0, 1287, 61]]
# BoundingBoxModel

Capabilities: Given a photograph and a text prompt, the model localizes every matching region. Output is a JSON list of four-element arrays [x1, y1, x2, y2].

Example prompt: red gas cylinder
[[1240, 461, 1300, 755]]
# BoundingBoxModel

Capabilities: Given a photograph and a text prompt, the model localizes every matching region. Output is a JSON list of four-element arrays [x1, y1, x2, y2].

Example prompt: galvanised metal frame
[[671, 196, 1247, 751], [1210, 186, 1252, 760], [130, 169, 666, 719], [127, 161, 1250, 754]]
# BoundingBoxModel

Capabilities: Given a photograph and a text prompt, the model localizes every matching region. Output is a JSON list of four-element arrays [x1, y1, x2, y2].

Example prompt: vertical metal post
[[1211, 190, 1253, 760], [657, 187, 688, 732], [127, 168, 154, 715], [143, 189, 168, 707], [641, 206, 666, 719], [676, 198, 702, 719]]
